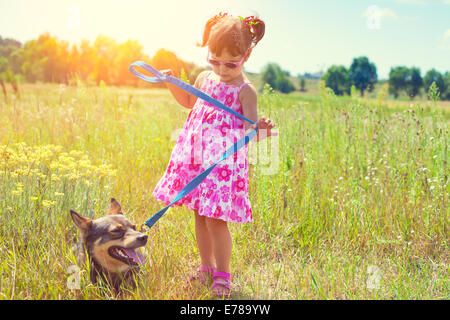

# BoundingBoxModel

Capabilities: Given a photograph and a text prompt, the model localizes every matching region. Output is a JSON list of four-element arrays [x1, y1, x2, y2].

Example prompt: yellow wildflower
[[12, 182, 24, 196], [37, 172, 47, 179], [42, 200, 57, 208]]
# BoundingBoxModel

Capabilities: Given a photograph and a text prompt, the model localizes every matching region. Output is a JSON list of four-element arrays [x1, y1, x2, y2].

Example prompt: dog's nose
[[137, 234, 148, 243]]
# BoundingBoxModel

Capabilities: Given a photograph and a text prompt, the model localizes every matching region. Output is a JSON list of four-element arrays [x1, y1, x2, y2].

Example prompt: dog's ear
[[70, 210, 93, 231], [107, 198, 123, 215]]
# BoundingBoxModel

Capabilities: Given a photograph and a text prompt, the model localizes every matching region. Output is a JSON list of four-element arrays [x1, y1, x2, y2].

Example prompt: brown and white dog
[[70, 198, 148, 294]]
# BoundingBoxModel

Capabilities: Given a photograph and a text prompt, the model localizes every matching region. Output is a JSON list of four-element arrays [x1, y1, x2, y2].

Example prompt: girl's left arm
[[240, 84, 258, 132], [240, 85, 276, 142]]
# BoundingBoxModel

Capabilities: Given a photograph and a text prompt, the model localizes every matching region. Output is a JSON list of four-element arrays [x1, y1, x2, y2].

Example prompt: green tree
[[261, 63, 279, 90], [17, 39, 45, 82], [149, 48, 193, 88], [112, 39, 148, 86], [299, 77, 306, 92], [322, 65, 351, 95], [152, 48, 191, 78], [405, 67, 423, 99], [0, 56, 8, 101], [443, 71, 450, 100], [93, 35, 118, 85], [77, 39, 98, 84], [37, 33, 70, 83], [349, 56, 377, 96], [261, 63, 294, 93], [275, 72, 295, 93], [0, 36, 23, 75], [388, 66, 408, 99]]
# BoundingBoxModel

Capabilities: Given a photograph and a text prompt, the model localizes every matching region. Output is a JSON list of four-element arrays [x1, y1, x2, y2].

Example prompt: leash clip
[[140, 223, 150, 233]]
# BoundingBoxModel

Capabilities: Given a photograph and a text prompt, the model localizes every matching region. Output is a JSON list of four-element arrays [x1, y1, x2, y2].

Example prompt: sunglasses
[[207, 49, 249, 69]]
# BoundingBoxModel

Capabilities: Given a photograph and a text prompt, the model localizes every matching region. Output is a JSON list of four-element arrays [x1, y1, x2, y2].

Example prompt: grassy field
[[0, 80, 448, 299]]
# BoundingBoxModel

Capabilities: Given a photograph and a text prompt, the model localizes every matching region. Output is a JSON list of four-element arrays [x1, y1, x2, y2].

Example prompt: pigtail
[[197, 16, 215, 48], [239, 15, 265, 49], [249, 18, 265, 48], [197, 12, 229, 48]]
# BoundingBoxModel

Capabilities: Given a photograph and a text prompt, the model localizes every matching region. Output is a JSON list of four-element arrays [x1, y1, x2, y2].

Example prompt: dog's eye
[[110, 228, 124, 236]]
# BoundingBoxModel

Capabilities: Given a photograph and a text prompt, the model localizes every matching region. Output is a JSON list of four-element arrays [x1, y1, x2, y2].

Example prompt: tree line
[[2, 33, 448, 100], [0, 33, 204, 94], [321, 56, 450, 100], [1, 34, 303, 95], [260, 63, 313, 94]]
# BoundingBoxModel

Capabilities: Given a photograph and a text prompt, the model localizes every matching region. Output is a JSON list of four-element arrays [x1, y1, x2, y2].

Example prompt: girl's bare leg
[[205, 217, 231, 274], [194, 209, 215, 268]]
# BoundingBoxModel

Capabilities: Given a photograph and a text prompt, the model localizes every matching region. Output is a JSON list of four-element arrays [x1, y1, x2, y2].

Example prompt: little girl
[[152, 12, 277, 298]]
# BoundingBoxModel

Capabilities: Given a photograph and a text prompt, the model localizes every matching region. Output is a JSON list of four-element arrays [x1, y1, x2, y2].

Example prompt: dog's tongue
[[124, 248, 145, 265]]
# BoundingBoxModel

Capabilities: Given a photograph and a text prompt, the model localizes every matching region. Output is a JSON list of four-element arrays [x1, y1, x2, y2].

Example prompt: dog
[[70, 198, 148, 295]]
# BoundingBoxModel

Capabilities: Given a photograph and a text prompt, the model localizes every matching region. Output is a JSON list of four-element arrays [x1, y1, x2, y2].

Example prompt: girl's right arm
[[161, 70, 209, 109]]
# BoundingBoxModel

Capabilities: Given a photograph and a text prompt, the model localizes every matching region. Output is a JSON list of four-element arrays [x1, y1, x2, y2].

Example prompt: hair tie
[[238, 15, 262, 32], [212, 11, 228, 24]]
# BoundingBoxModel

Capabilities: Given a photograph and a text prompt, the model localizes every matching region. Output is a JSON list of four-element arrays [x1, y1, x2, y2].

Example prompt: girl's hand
[[251, 116, 278, 142], [160, 69, 174, 77], [162, 69, 196, 109]]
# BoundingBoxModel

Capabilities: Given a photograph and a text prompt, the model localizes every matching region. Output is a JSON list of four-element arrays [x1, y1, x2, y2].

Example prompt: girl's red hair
[[197, 13, 265, 57]]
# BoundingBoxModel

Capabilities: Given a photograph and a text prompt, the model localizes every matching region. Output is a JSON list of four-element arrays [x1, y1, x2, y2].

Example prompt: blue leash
[[129, 61, 258, 229]]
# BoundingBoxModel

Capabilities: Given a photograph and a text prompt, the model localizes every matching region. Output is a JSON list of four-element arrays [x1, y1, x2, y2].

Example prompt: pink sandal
[[188, 266, 216, 287], [212, 272, 232, 299]]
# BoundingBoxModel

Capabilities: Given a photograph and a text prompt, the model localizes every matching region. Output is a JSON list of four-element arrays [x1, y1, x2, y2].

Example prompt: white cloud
[[379, 8, 399, 20], [362, 6, 398, 20]]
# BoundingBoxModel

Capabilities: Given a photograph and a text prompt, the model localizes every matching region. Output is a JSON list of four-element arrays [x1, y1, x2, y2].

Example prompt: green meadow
[[0, 81, 448, 299]]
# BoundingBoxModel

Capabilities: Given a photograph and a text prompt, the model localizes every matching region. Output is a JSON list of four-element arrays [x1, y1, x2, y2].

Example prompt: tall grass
[[0, 81, 448, 299]]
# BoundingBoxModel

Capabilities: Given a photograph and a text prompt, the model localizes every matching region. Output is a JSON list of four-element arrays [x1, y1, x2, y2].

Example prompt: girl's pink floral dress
[[152, 71, 253, 223]]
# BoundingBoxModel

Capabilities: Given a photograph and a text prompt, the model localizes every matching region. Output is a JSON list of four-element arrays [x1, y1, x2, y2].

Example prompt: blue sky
[[0, 0, 449, 79]]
